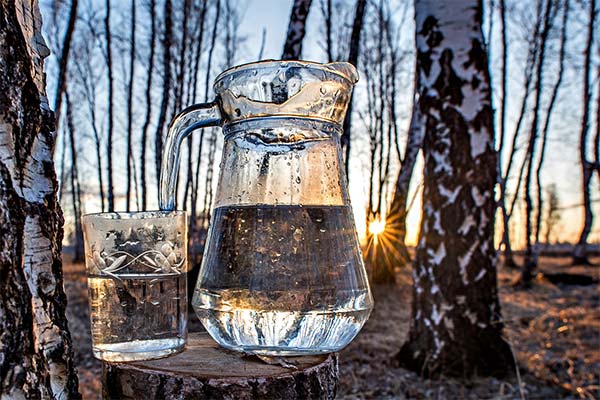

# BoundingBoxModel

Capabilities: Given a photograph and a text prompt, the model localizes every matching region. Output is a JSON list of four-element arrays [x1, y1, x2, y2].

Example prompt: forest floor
[[63, 255, 599, 399]]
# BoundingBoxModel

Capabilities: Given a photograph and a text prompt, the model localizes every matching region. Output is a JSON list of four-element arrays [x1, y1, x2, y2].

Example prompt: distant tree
[[65, 90, 84, 262], [573, 0, 597, 265], [497, 0, 544, 269], [534, 0, 568, 256], [282, 0, 313, 59], [0, 0, 79, 396], [126, 0, 137, 211], [52, 0, 78, 128], [521, 0, 554, 286], [154, 0, 174, 191], [341, 0, 367, 174], [543, 184, 561, 244], [104, 0, 115, 211], [140, 0, 156, 211], [397, 0, 515, 377]]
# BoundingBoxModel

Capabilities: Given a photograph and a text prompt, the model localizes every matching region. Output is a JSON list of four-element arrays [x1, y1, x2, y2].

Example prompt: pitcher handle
[[159, 102, 222, 210]]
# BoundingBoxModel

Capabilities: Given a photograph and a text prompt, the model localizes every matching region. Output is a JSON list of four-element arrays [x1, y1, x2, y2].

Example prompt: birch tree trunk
[[396, 0, 514, 377], [0, 0, 79, 397], [282, 0, 312, 60], [572, 0, 596, 266]]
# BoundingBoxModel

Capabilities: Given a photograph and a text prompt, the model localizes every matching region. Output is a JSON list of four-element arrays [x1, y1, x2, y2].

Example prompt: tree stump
[[102, 333, 338, 399]]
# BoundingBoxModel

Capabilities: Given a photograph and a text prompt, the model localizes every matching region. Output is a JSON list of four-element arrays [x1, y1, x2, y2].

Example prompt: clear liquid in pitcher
[[192, 204, 372, 355]]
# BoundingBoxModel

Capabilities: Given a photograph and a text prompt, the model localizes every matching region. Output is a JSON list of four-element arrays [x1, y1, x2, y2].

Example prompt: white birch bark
[[0, 0, 79, 397], [397, 0, 514, 377]]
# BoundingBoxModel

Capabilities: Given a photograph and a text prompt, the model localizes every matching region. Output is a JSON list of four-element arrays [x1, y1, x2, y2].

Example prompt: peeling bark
[[0, 0, 79, 397], [396, 0, 514, 377]]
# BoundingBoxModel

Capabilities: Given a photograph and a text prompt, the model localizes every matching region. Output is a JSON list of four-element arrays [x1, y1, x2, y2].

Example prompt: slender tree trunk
[[65, 91, 84, 263], [498, 0, 541, 268], [397, 0, 514, 377], [105, 0, 115, 211], [140, 0, 156, 211], [183, 0, 207, 210], [126, 0, 136, 211], [282, 0, 312, 60], [320, 0, 333, 62], [53, 0, 78, 129], [521, 0, 552, 286], [154, 0, 173, 192], [496, 0, 518, 268], [0, 0, 79, 396], [595, 65, 600, 179], [534, 0, 568, 250], [190, 0, 220, 299], [573, 0, 596, 265], [342, 0, 367, 175]]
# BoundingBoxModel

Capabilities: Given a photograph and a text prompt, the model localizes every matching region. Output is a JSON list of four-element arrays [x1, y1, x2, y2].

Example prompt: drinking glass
[[82, 211, 188, 362]]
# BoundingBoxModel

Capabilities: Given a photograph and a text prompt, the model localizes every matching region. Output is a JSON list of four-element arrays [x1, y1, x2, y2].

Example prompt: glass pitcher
[[160, 60, 373, 355]]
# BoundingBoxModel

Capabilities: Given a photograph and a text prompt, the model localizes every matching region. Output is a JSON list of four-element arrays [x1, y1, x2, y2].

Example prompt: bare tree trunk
[[573, 0, 596, 265], [341, 0, 367, 175], [126, 0, 136, 211], [534, 0, 568, 250], [183, 0, 207, 210], [65, 91, 84, 263], [320, 0, 333, 62], [105, 0, 115, 211], [154, 0, 173, 191], [52, 0, 78, 128], [282, 0, 312, 60], [0, 0, 79, 396], [595, 64, 600, 179], [140, 0, 156, 211], [383, 100, 424, 272], [190, 0, 221, 298], [397, 0, 514, 377], [496, 0, 518, 268], [521, 0, 552, 286], [498, 0, 542, 269]]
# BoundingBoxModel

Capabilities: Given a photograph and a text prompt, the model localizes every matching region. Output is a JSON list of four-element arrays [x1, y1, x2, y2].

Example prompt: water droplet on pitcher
[[295, 176, 301, 184]]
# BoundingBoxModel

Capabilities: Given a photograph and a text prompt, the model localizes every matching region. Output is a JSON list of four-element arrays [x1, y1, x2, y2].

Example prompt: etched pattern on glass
[[82, 211, 188, 362]]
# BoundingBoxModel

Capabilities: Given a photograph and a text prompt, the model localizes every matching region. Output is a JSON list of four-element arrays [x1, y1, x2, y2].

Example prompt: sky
[[41, 0, 599, 248]]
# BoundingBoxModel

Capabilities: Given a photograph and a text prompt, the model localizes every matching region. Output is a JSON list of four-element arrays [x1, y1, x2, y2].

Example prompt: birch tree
[[282, 0, 312, 59], [573, 0, 596, 265], [397, 0, 514, 376], [0, 0, 79, 396]]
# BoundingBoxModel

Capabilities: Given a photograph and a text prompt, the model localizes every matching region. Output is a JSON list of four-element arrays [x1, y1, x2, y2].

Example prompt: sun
[[368, 218, 386, 236]]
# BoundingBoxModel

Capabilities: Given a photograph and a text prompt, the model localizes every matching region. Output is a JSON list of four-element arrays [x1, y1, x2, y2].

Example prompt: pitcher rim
[[214, 60, 359, 87]]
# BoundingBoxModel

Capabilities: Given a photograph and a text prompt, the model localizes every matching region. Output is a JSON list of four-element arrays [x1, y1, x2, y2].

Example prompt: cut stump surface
[[102, 332, 338, 399]]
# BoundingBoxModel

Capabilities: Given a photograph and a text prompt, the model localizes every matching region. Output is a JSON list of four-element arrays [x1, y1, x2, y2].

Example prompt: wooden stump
[[102, 333, 338, 399]]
